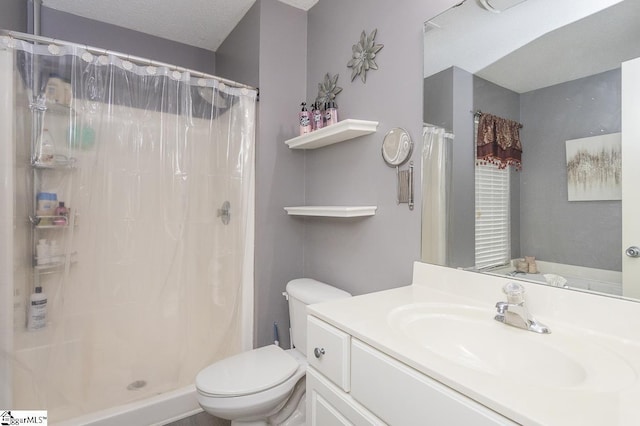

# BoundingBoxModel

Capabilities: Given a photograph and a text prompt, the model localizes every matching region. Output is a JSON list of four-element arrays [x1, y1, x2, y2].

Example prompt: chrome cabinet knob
[[626, 246, 640, 258], [313, 347, 325, 358]]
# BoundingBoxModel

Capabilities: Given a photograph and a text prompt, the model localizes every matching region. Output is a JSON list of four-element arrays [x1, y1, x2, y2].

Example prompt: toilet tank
[[286, 278, 351, 354]]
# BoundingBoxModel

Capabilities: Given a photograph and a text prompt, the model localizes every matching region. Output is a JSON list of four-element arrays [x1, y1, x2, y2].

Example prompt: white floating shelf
[[285, 119, 379, 149], [284, 206, 377, 218]]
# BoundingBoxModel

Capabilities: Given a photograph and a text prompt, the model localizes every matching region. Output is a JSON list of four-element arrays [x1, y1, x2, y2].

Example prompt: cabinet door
[[307, 315, 351, 391], [350, 339, 517, 426], [307, 367, 386, 426]]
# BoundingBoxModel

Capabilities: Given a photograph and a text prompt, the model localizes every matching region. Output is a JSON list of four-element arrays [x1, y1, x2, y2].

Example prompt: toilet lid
[[196, 345, 299, 397]]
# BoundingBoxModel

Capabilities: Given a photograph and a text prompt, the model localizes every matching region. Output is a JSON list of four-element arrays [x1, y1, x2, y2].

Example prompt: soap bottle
[[36, 239, 49, 265], [54, 202, 69, 225], [27, 286, 47, 331], [36, 129, 55, 165], [311, 102, 324, 131], [299, 102, 312, 135], [324, 101, 338, 126]]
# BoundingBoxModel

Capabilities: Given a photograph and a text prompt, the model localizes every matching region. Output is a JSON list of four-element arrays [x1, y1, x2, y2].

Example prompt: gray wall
[[218, 0, 307, 349], [424, 67, 453, 130], [216, 1, 260, 88], [473, 75, 521, 260], [423, 68, 620, 271], [253, 0, 307, 348], [221, 0, 307, 349], [40, 7, 215, 74], [450, 67, 474, 268], [519, 69, 621, 270], [302, 0, 456, 296], [423, 66, 476, 268], [0, 0, 27, 32]]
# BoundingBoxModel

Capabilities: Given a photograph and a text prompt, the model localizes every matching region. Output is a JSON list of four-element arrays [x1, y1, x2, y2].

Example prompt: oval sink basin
[[387, 303, 637, 391]]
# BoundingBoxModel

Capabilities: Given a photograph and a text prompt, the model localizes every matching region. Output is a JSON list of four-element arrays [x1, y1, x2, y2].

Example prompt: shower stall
[[0, 31, 256, 423]]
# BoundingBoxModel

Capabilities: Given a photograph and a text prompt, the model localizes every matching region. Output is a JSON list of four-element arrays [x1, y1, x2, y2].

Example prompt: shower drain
[[127, 380, 147, 390]]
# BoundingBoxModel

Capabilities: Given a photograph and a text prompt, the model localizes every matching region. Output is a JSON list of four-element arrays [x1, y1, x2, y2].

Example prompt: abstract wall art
[[566, 133, 621, 201]]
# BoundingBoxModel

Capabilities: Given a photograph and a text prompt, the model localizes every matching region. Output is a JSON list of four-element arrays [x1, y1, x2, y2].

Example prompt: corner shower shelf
[[33, 254, 78, 273], [285, 119, 379, 149], [32, 157, 77, 169], [284, 206, 377, 218], [41, 101, 74, 115], [31, 216, 71, 229]]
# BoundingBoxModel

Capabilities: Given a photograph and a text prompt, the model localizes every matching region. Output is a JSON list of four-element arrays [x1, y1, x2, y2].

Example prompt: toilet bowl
[[196, 346, 306, 425], [195, 278, 351, 425]]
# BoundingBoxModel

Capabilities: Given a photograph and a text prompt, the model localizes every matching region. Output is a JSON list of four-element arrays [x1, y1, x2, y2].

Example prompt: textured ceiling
[[42, 0, 318, 52]]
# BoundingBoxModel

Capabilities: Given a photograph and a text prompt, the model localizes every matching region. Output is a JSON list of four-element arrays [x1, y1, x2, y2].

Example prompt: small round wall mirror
[[381, 128, 413, 167]]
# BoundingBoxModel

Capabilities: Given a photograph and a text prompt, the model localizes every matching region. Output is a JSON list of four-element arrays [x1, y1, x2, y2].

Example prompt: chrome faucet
[[494, 282, 551, 334]]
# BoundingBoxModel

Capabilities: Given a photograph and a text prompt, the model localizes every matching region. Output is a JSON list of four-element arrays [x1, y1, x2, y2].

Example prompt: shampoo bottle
[[299, 102, 312, 135], [27, 286, 47, 331]]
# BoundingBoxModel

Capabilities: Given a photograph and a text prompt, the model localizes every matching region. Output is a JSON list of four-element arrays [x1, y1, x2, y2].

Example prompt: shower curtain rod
[[0, 29, 257, 91]]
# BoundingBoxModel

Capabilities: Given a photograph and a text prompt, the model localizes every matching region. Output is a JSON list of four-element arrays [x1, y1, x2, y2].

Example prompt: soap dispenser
[[299, 102, 312, 135], [324, 101, 338, 126], [311, 102, 324, 131]]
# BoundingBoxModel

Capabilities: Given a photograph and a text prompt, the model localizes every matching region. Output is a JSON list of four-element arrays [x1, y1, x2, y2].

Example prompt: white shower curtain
[[1, 35, 256, 421], [421, 124, 454, 266]]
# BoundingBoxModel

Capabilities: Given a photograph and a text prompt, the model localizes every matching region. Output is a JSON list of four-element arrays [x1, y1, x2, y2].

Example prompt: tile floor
[[166, 411, 230, 426]]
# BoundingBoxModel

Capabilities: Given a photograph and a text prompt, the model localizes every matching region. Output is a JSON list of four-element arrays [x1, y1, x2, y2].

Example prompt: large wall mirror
[[421, 0, 640, 300]]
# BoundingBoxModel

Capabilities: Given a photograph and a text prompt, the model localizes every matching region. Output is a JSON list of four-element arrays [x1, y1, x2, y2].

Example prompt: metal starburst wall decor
[[347, 29, 384, 83], [316, 73, 343, 105]]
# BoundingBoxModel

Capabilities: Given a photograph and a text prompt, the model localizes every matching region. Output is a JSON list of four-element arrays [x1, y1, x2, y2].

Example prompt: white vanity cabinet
[[307, 368, 384, 426], [307, 315, 517, 426], [306, 316, 384, 425]]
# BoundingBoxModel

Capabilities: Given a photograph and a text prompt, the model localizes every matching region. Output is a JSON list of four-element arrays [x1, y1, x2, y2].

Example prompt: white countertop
[[307, 262, 640, 426]]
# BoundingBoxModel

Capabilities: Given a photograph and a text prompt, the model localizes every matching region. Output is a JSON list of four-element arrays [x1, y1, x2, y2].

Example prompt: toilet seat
[[196, 345, 299, 397]]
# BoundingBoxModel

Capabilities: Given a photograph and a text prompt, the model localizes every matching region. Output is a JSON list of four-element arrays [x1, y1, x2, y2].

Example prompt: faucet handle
[[502, 282, 525, 304]]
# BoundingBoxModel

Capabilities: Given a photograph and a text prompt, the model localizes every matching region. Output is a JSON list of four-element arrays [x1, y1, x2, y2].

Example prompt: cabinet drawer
[[350, 339, 518, 426], [307, 367, 385, 426], [307, 315, 351, 391]]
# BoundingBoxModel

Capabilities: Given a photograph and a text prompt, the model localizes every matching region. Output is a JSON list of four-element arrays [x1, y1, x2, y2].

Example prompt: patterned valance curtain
[[476, 113, 523, 170]]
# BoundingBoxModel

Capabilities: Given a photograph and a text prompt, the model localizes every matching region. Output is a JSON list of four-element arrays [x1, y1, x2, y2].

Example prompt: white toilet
[[195, 278, 351, 425]]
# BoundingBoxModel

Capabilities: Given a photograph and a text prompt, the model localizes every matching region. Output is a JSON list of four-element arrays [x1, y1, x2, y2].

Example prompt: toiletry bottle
[[27, 286, 47, 331], [37, 129, 55, 165], [49, 240, 61, 264], [324, 101, 338, 126], [36, 192, 58, 225], [36, 239, 49, 265], [54, 202, 69, 225], [36, 192, 57, 216], [311, 102, 324, 131], [299, 102, 312, 135]]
